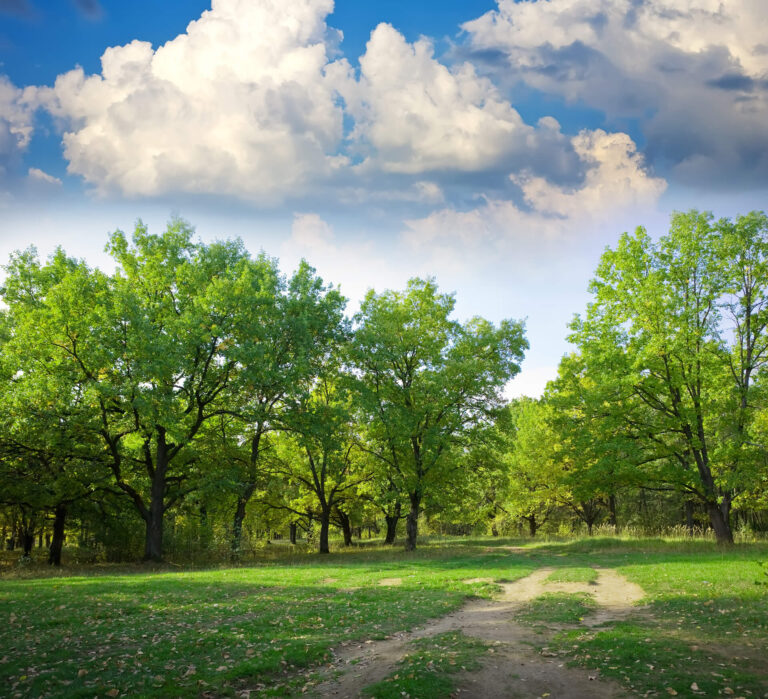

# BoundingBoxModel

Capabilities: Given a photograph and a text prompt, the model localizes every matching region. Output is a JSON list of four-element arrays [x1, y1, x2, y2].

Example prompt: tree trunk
[[48, 504, 66, 566], [404, 492, 421, 551], [491, 522, 499, 537], [707, 499, 734, 544], [230, 484, 256, 559], [608, 494, 617, 529], [231, 432, 263, 558], [526, 514, 537, 537], [143, 432, 168, 562], [22, 531, 34, 556], [384, 501, 401, 545], [318, 509, 331, 554], [338, 511, 353, 546], [289, 522, 297, 545]]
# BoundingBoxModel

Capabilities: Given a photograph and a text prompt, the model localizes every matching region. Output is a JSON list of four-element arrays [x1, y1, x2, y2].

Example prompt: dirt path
[[308, 567, 646, 698]]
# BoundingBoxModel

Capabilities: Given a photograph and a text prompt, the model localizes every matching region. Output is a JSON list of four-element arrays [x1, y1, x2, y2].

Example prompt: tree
[[348, 278, 527, 550], [224, 259, 347, 557], [270, 364, 368, 554], [567, 210, 768, 543], [3, 222, 262, 560], [503, 398, 565, 536]]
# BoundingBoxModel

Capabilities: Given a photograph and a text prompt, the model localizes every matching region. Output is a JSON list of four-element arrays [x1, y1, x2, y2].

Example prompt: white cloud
[[404, 128, 666, 255], [463, 0, 768, 187], [332, 23, 580, 178], [333, 23, 533, 174], [39, 0, 347, 199], [0, 75, 35, 179], [27, 167, 62, 186]]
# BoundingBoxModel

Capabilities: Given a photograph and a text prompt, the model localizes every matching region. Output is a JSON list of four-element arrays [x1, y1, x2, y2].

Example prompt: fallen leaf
[[106, 690, 119, 697], [666, 689, 678, 696], [690, 683, 699, 691]]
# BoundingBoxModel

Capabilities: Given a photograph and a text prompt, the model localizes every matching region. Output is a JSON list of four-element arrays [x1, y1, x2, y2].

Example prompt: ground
[[1, 537, 767, 698]]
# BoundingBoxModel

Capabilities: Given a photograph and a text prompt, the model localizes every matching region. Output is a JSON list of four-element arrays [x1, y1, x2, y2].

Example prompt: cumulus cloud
[[39, 0, 347, 199], [462, 0, 768, 187], [332, 23, 580, 181], [404, 128, 666, 253]]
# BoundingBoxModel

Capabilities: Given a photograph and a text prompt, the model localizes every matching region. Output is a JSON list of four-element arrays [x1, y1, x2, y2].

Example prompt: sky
[[1, 0, 767, 398]]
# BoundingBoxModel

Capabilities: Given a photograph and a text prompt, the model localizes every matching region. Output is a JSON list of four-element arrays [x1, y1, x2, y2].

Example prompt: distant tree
[[348, 278, 527, 550], [271, 363, 369, 554]]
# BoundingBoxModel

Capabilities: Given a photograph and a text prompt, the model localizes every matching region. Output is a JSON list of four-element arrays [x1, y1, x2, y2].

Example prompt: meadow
[[1, 536, 767, 698]]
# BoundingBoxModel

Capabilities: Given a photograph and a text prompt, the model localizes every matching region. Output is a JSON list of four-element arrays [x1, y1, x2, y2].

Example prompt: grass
[[545, 566, 598, 584], [1, 536, 768, 697], [0, 541, 533, 698], [518, 591, 597, 625], [362, 631, 489, 698]]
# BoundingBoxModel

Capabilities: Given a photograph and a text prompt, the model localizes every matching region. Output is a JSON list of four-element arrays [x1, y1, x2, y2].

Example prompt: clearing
[[1, 537, 767, 698]]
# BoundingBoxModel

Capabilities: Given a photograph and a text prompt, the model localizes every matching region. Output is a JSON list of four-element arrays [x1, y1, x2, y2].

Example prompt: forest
[[2, 209, 768, 567]]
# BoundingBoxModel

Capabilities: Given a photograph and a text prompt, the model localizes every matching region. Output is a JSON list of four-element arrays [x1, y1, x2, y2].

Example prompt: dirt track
[[309, 567, 646, 698]]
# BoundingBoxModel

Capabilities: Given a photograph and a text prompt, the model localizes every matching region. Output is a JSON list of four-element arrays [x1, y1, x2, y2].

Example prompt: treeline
[[2, 211, 767, 566], [512, 210, 768, 545], [0, 220, 526, 564]]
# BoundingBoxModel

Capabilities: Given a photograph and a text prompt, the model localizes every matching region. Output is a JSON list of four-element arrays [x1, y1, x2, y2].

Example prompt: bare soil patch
[[376, 578, 402, 587]]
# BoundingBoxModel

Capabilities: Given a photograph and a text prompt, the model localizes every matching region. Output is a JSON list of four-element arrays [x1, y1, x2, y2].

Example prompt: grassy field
[[1, 537, 767, 697]]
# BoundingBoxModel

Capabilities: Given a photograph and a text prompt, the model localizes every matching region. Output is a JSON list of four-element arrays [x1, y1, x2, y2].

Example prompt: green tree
[[348, 278, 527, 550], [567, 210, 768, 543], [3, 222, 262, 560], [271, 365, 368, 554], [224, 259, 347, 557], [503, 398, 565, 536]]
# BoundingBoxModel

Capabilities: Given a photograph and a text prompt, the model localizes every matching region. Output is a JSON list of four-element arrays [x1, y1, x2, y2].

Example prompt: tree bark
[[289, 522, 297, 545], [404, 492, 421, 551], [384, 501, 401, 545], [231, 432, 263, 557], [337, 510, 353, 546], [608, 494, 617, 529], [318, 508, 331, 554], [707, 498, 734, 544], [48, 504, 66, 566], [230, 484, 256, 558], [21, 531, 34, 556], [525, 514, 537, 537], [143, 429, 168, 562]]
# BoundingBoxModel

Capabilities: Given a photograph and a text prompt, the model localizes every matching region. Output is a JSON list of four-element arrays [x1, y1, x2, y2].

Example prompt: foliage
[[349, 278, 527, 550]]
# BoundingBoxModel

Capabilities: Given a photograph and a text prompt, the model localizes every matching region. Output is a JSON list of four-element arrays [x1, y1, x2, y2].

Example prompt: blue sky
[[1, 0, 767, 397]]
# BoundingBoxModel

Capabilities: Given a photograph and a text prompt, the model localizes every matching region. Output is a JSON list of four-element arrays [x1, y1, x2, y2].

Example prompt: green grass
[[518, 591, 597, 625], [2, 536, 767, 698], [362, 631, 489, 698], [545, 566, 598, 584], [0, 542, 533, 697], [549, 623, 765, 697]]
